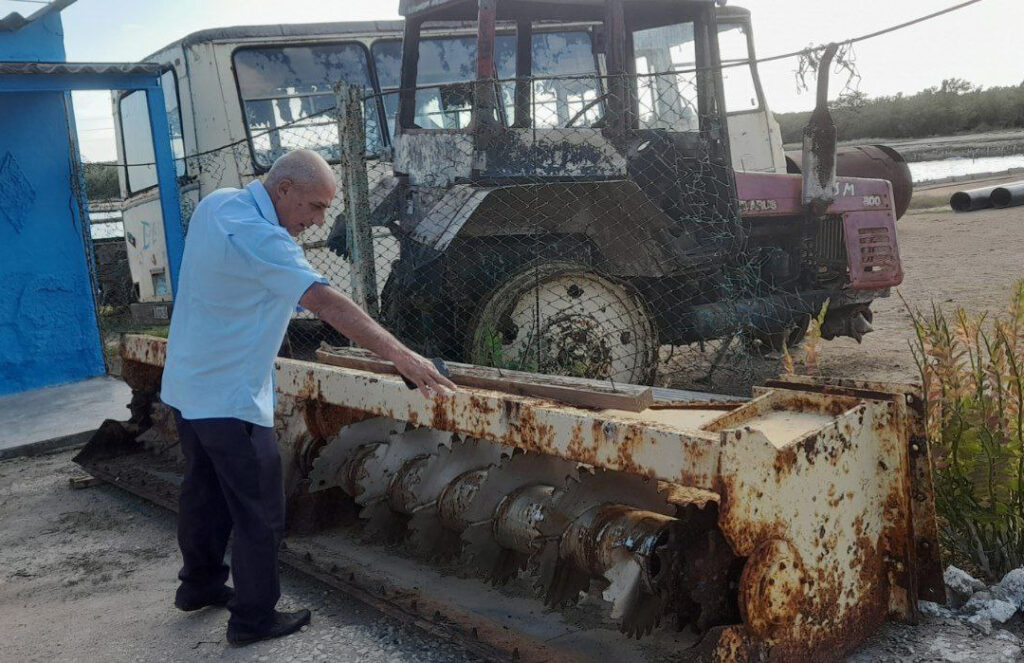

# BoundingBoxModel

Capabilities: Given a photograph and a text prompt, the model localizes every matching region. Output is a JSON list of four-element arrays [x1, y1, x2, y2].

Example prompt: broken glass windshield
[[372, 29, 600, 132], [234, 44, 382, 167]]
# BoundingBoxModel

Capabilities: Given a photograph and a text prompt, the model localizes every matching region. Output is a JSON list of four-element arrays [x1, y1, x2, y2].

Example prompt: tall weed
[[909, 283, 1024, 579]]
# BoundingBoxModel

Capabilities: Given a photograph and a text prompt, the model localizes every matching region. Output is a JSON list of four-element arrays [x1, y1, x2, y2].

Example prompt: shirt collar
[[247, 180, 281, 226]]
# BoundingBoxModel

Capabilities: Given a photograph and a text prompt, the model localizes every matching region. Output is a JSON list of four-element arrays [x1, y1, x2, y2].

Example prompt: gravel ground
[[0, 450, 480, 663]]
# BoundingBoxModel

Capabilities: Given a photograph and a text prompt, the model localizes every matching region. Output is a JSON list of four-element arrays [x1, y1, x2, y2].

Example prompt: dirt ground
[[817, 201, 1024, 385]]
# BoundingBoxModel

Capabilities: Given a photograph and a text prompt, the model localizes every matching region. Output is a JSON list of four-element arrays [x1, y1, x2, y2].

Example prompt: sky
[[5, 0, 1016, 162]]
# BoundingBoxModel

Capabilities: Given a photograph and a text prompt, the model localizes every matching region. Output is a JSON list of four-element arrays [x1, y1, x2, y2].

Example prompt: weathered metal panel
[[479, 129, 628, 179], [394, 130, 475, 187], [735, 173, 895, 218]]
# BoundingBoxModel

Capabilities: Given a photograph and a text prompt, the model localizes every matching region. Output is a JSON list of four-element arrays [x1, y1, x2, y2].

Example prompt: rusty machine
[[74, 1, 940, 661], [76, 333, 944, 661]]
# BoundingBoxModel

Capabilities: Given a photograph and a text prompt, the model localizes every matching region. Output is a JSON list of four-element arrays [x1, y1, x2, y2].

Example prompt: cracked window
[[233, 43, 381, 168], [372, 30, 600, 133]]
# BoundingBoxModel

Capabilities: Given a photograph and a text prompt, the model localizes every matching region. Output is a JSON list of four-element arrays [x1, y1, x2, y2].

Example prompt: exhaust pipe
[[801, 43, 840, 217]]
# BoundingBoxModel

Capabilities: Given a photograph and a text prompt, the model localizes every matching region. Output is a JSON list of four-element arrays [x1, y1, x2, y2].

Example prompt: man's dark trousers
[[173, 412, 285, 632]]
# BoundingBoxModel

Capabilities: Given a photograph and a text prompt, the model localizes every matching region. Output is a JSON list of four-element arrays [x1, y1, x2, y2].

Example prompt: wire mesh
[[90, 68, 879, 394]]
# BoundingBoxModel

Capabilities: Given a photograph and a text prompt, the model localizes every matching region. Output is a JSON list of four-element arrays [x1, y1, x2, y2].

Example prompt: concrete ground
[[0, 377, 131, 453], [0, 450, 479, 663]]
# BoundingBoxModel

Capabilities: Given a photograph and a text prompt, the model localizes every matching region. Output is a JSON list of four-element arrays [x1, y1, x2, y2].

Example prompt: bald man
[[160, 149, 455, 646]]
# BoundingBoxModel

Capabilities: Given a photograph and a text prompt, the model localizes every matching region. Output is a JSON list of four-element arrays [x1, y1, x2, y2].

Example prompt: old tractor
[[372, 0, 903, 384]]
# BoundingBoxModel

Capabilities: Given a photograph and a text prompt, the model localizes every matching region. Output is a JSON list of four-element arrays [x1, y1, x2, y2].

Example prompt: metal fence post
[[335, 82, 379, 319]]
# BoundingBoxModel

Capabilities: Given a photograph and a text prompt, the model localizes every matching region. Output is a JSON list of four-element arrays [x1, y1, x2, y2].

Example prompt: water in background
[[910, 154, 1024, 183]]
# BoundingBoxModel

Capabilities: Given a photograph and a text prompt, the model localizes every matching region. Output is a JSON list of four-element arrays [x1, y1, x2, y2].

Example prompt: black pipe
[[949, 185, 999, 213], [677, 290, 833, 343], [991, 181, 1024, 209]]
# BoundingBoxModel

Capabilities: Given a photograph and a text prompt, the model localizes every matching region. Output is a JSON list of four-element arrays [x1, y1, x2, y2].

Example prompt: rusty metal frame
[[117, 334, 942, 660]]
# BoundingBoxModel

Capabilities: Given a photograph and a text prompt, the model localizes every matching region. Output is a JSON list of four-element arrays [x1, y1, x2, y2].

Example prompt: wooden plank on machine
[[314, 345, 654, 412]]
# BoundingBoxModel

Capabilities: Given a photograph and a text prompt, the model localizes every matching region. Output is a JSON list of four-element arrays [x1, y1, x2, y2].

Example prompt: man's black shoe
[[174, 585, 234, 612], [226, 609, 311, 646]]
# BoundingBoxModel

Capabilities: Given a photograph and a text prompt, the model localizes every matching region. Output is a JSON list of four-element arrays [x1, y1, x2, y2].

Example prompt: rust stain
[[566, 422, 597, 465], [120, 359, 163, 392], [614, 424, 649, 476], [468, 394, 496, 416], [772, 447, 798, 479], [431, 395, 458, 432], [303, 400, 373, 439]]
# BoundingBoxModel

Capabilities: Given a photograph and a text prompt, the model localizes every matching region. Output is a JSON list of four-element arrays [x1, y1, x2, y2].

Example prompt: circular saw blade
[[403, 437, 507, 559], [460, 452, 578, 526], [459, 453, 576, 583], [308, 417, 402, 493], [532, 469, 673, 603], [352, 427, 453, 506], [405, 436, 508, 513], [407, 508, 466, 560]]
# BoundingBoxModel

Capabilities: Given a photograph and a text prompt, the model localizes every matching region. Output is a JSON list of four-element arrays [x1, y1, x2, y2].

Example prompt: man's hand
[[300, 283, 457, 398], [392, 349, 457, 398]]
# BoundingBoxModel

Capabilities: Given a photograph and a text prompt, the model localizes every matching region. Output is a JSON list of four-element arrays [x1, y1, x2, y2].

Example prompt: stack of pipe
[[950, 180, 1024, 212]]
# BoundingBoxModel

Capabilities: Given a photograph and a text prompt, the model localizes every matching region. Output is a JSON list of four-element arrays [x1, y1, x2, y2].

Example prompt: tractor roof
[[400, 0, 719, 21]]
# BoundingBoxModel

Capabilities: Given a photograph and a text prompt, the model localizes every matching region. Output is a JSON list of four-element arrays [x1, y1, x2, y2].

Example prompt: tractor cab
[[394, 0, 736, 194], [382, 0, 901, 383]]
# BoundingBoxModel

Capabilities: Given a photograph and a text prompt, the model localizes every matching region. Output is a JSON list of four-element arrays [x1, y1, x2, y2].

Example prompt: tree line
[[775, 79, 1024, 144]]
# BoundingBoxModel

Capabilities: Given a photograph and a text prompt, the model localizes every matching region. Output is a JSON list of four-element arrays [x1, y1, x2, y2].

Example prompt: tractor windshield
[[632, 21, 700, 132], [374, 30, 602, 133]]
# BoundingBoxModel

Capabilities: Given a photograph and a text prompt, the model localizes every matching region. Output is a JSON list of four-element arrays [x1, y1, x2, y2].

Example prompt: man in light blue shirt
[[161, 150, 454, 646]]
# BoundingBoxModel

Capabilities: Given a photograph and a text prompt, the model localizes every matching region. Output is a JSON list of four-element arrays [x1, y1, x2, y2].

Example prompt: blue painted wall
[[0, 13, 107, 396]]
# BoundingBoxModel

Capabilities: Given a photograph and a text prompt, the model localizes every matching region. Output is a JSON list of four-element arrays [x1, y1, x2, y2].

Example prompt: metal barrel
[[991, 181, 1024, 209], [949, 185, 1000, 212]]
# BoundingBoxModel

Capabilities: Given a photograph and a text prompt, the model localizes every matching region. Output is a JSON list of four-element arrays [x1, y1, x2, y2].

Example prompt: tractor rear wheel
[[467, 261, 658, 384]]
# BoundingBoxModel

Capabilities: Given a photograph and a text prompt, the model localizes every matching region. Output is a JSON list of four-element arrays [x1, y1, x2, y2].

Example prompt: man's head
[[264, 149, 337, 237]]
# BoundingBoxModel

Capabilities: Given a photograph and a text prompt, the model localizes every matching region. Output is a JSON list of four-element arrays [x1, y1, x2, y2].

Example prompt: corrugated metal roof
[[0, 0, 77, 33], [0, 60, 167, 75]]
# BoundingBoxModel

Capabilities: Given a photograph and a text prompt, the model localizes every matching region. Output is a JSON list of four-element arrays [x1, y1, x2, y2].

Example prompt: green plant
[[473, 327, 539, 373], [909, 283, 1024, 579]]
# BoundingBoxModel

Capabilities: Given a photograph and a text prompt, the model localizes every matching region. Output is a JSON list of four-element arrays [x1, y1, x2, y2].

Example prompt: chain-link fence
[[90, 69, 874, 395]]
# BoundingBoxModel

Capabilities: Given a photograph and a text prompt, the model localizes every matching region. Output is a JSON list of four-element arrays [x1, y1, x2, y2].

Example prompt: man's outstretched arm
[[299, 282, 456, 397]]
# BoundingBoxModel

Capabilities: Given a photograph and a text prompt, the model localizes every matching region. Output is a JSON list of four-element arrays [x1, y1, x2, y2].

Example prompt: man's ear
[[277, 178, 293, 198]]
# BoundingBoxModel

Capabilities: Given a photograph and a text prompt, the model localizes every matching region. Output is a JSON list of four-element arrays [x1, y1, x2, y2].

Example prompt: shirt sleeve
[[228, 224, 328, 306]]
